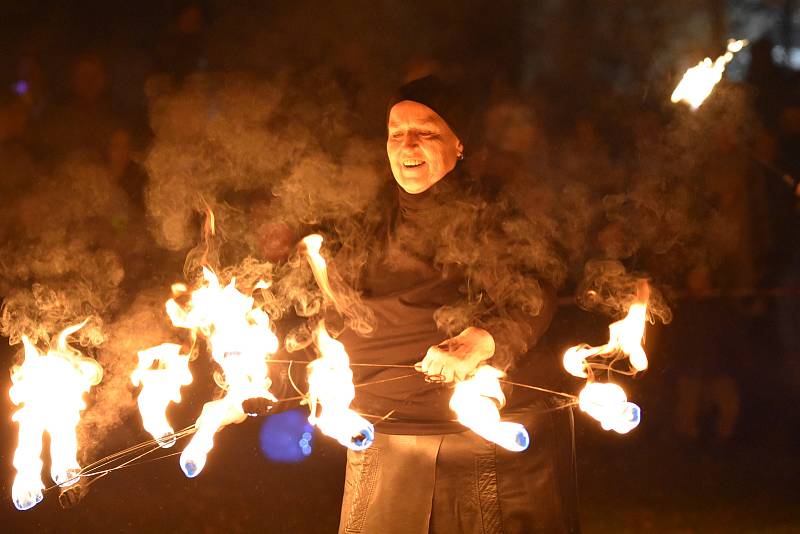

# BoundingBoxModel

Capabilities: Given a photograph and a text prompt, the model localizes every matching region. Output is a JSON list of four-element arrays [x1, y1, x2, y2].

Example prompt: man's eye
[[390, 131, 403, 139]]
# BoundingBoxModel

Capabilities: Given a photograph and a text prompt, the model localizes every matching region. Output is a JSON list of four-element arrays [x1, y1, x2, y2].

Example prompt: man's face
[[387, 100, 463, 194]]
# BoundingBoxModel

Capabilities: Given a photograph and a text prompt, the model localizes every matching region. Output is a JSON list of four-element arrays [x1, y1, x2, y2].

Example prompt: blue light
[[515, 429, 530, 451], [13, 80, 28, 95], [182, 460, 200, 478], [349, 425, 374, 451], [259, 408, 314, 463]]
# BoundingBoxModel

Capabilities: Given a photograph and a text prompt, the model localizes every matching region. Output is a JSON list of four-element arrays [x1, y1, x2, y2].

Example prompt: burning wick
[[307, 322, 375, 451], [131, 343, 193, 448], [163, 267, 279, 477], [563, 280, 650, 433], [300, 234, 340, 307], [671, 39, 748, 110], [300, 234, 373, 450], [450, 365, 530, 452], [578, 382, 640, 434], [9, 320, 103, 510], [563, 282, 649, 377]]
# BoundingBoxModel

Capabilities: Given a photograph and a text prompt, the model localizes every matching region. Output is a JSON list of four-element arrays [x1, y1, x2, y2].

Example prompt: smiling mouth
[[402, 159, 425, 168]]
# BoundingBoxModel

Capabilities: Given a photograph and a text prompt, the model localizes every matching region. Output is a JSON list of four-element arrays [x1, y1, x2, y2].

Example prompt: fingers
[[453, 364, 470, 382], [418, 346, 437, 374], [418, 346, 451, 382], [419, 343, 487, 383], [426, 357, 444, 379], [440, 365, 455, 383]]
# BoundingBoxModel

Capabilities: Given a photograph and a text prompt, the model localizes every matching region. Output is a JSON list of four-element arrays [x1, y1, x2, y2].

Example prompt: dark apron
[[338, 396, 580, 534]]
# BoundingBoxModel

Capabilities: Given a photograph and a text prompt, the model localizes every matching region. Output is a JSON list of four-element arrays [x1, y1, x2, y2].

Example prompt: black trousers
[[339, 398, 580, 534]]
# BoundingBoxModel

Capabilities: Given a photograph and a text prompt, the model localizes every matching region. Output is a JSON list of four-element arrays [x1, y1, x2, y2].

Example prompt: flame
[[563, 281, 650, 433], [300, 234, 339, 306], [131, 343, 193, 447], [164, 268, 278, 477], [450, 365, 530, 452], [578, 382, 640, 434], [670, 39, 748, 110], [307, 322, 374, 450], [563, 281, 650, 378], [300, 234, 373, 450], [204, 206, 216, 237], [9, 320, 103, 510]]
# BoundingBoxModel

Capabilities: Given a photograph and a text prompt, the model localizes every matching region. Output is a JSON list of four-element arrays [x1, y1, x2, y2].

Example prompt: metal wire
[[36, 365, 577, 493]]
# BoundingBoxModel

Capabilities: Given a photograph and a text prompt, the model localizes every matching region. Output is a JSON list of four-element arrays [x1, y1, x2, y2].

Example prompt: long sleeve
[[481, 280, 557, 372]]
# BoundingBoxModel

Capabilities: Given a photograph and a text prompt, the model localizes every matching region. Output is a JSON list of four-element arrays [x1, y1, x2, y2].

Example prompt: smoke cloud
[[79, 290, 179, 456], [0, 1, 756, 455], [143, 70, 385, 256], [0, 154, 134, 347]]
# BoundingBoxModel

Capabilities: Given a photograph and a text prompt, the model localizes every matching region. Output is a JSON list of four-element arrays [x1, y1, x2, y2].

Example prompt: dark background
[[1, 1, 799, 532]]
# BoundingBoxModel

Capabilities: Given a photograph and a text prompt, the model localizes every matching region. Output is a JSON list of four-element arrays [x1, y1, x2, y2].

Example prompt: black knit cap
[[387, 75, 472, 148]]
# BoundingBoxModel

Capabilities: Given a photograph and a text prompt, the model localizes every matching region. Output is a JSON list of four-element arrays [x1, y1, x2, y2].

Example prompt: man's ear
[[456, 139, 464, 158]]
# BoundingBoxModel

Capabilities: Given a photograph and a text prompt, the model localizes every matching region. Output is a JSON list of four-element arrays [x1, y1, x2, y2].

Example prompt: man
[[332, 76, 580, 533]]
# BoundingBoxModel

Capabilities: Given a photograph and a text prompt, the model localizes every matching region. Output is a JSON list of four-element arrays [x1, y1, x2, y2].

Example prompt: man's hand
[[417, 327, 495, 383]]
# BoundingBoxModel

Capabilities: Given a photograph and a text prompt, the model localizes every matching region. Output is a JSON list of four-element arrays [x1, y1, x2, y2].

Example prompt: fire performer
[[327, 76, 579, 533]]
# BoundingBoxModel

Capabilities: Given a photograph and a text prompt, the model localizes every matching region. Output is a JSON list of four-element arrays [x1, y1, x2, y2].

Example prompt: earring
[[457, 152, 464, 161]]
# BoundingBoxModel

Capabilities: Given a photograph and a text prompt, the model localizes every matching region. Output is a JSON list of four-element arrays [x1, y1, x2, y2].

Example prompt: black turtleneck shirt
[[333, 177, 555, 435]]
